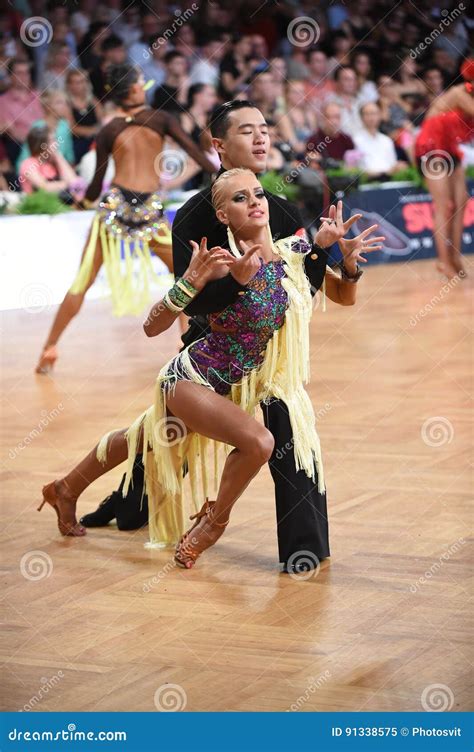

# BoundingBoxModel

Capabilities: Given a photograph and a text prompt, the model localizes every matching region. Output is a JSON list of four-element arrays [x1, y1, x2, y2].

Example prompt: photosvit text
[[331, 726, 462, 737]]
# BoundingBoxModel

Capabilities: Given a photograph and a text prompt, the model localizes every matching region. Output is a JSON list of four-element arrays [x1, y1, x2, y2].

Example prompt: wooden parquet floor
[[1, 258, 472, 712]]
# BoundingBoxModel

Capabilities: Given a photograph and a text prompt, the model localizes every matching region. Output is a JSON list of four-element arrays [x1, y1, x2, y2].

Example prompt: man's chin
[[243, 159, 268, 174]]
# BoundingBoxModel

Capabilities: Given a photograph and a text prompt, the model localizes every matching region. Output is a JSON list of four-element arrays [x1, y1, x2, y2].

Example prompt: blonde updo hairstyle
[[211, 167, 257, 213]]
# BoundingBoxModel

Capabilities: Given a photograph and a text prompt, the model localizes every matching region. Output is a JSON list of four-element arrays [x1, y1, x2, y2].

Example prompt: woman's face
[[216, 172, 269, 235], [354, 54, 370, 77], [68, 72, 87, 96], [47, 93, 69, 119], [197, 85, 217, 112], [287, 81, 306, 105]]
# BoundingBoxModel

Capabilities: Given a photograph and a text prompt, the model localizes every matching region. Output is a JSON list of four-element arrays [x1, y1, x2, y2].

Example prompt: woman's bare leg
[[40, 426, 137, 536], [36, 231, 103, 372], [425, 173, 458, 279], [449, 165, 468, 276], [166, 381, 274, 565]]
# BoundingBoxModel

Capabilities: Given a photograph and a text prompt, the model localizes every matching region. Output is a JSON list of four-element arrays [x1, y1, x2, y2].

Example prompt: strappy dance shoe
[[35, 346, 58, 374], [174, 499, 228, 569], [37, 480, 86, 537]]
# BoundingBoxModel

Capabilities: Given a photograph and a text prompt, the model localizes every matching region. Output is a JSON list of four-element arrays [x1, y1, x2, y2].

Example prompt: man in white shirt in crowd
[[189, 36, 225, 87], [354, 102, 407, 179], [127, 13, 161, 67], [325, 65, 372, 137]]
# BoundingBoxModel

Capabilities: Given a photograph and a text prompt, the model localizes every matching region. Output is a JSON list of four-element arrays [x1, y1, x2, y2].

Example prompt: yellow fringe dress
[[97, 230, 325, 547], [70, 186, 172, 316]]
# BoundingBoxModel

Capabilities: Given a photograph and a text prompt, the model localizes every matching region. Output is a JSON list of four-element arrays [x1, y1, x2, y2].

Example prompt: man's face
[[361, 103, 381, 130], [322, 104, 341, 134], [11, 63, 31, 89], [106, 46, 127, 65], [142, 14, 159, 38], [424, 69, 443, 93], [213, 107, 270, 173], [309, 52, 327, 77], [168, 56, 187, 78], [337, 68, 357, 96], [251, 73, 275, 102]]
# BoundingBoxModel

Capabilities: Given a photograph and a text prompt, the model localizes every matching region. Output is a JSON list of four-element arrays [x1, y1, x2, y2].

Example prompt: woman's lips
[[248, 210, 264, 218]]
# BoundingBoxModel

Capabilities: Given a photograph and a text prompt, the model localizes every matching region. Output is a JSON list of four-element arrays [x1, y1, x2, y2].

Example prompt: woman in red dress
[[415, 59, 474, 279]]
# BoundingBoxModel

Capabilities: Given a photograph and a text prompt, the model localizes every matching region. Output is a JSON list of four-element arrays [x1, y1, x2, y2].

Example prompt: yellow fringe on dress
[[97, 234, 325, 548], [69, 213, 172, 316]]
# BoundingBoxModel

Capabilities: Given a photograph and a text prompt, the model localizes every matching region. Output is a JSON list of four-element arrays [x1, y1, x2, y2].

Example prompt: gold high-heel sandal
[[35, 346, 58, 374], [37, 480, 86, 537], [174, 499, 228, 569]]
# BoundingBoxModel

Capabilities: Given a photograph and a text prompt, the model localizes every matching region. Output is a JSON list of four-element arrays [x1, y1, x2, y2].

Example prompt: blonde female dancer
[[35, 63, 216, 374], [38, 169, 383, 568]]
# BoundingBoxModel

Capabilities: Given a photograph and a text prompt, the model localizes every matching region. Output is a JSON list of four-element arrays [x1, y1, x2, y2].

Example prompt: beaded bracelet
[[162, 277, 199, 313], [163, 293, 184, 313], [177, 277, 197, 296]]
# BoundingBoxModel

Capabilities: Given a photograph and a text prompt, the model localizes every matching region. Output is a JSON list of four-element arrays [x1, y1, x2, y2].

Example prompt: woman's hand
[[184, 237, 236, 291], [338, 224, 385, 274], [315, 200, 362, 249], [228, 240, 262, 285]]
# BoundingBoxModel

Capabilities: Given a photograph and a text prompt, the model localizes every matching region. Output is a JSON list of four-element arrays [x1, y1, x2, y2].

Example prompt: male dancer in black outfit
[[82, 101, 362, 571]]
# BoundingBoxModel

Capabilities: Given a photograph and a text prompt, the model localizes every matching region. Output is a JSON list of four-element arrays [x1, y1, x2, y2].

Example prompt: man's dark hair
[[7, 57, 30, 77], [105, 63, 140, 105], [164, 50, 186, 65], [334, 64, 356, 82], [101, 34, 125, 53], [208, 100, 259, 139], [307, 47, 327, 62], [422, 65, 444, 78]]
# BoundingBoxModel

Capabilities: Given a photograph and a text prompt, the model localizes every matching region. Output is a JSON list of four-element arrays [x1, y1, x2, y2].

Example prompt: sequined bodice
[[188, 258, 289, 394]]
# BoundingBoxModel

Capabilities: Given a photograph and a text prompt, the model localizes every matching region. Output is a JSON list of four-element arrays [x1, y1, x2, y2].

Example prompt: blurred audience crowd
[[0, 0, 472, 197]]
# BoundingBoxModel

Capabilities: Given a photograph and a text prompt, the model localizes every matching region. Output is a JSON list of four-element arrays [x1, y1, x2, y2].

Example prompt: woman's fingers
[[364, 236, 385, 244], [336, 200, 343, 225], [359, 224, 379, 239], [342, 213, 363, 231]]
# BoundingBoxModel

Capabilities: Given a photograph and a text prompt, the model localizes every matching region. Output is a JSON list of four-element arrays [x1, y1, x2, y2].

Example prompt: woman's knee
[[252, 427, 275, 465]]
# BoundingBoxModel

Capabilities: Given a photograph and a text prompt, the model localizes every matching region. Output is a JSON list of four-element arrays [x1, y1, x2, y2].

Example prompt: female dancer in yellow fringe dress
[[35, 63, 216, 374], [38, 169, 384, 568]]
